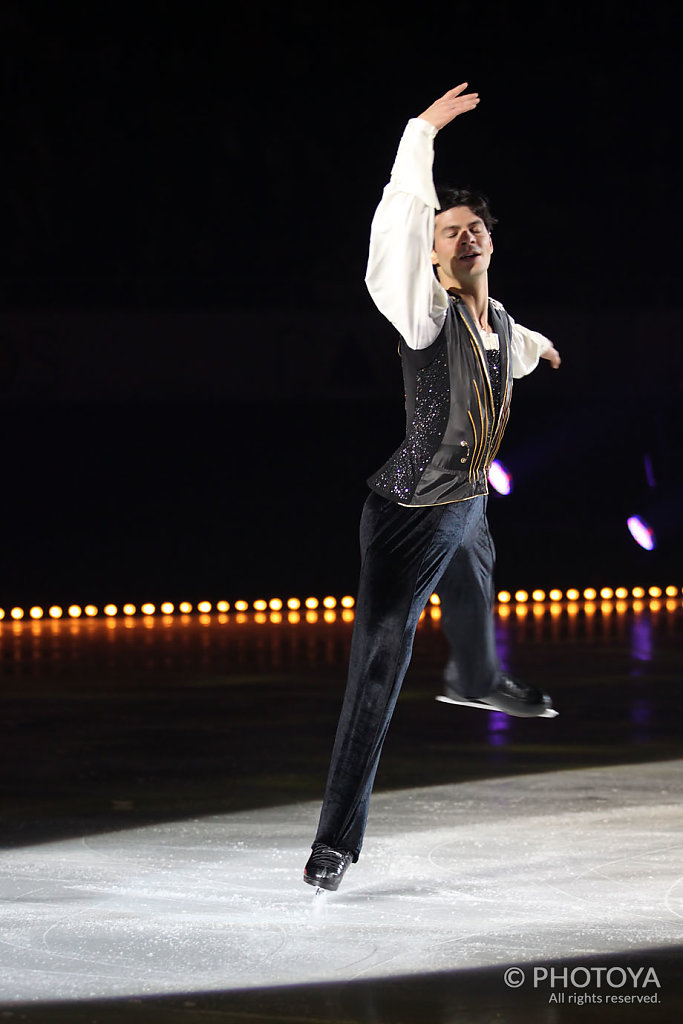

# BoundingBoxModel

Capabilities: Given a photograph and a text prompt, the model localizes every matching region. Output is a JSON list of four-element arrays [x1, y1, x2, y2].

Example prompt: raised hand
[[418, 84, 480, 131]]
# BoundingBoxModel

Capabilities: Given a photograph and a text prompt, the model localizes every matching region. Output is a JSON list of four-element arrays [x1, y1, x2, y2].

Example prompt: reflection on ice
[[630, 613, 653, 665], [487, 710, 511, 747]]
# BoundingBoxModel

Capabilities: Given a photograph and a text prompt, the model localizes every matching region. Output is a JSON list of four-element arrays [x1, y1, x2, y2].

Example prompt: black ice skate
[[304, 843, 354, 891], [437, 672, 558, 718]]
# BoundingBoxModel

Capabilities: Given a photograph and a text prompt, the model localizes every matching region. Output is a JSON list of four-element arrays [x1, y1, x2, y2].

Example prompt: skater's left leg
[[436, 497, 499, 700], [436, 499, 555, 716]]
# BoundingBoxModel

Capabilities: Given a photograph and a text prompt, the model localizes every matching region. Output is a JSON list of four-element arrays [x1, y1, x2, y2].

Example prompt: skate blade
[[436, 694, 559, 718]]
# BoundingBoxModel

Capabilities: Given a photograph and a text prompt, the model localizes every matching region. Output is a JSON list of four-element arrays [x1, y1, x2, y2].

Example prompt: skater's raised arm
[[417, 84, 480, 131], [365, 85, 480, 351]]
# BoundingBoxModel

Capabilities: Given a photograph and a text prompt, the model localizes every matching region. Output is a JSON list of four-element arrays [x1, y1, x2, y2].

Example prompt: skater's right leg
[[306, 494, 481, 889]]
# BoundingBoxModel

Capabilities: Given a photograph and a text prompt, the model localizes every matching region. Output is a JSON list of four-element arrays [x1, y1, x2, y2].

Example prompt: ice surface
[[1, 760, 682, 1003]]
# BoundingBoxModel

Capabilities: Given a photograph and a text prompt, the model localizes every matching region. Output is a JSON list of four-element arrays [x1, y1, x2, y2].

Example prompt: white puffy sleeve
[[509, 318, 553, 378], [364, 118, 448, 350]]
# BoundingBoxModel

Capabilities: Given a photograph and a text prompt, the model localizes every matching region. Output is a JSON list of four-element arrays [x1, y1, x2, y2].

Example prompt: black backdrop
[[2, 1, 681, 607]]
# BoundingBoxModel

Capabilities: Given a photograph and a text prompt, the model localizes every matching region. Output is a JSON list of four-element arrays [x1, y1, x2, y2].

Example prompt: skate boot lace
[[312, 843, 350, 869]]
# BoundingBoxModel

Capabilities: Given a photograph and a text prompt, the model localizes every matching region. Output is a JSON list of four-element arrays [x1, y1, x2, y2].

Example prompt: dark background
[[1, 0, 681, 607]]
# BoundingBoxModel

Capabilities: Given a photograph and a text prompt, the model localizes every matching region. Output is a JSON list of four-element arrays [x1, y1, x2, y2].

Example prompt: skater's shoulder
[[489, 296, 515, 326]]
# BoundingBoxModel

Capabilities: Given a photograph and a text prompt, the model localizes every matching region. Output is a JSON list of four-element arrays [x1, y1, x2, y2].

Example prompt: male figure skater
[[304, 85, 561, 892]]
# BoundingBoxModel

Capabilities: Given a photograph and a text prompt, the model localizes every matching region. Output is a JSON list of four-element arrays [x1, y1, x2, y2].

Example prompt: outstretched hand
[[418, 84, 480, 130], [541, 342, 562, 369]]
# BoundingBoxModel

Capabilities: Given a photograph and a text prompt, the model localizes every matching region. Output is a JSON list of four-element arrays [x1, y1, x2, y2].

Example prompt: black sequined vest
[[368, 295, 513, 506]]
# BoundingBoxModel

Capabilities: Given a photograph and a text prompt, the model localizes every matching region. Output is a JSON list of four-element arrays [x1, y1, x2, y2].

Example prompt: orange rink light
[[1, 585, 678, 632]]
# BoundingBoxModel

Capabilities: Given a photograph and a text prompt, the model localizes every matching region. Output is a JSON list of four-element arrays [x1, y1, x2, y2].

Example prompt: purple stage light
[[488, 460, 513, 496], [627, 515, 656, 551]]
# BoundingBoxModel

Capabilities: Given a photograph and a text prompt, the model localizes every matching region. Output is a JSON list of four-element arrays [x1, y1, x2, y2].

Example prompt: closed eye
[[443, 222, 486, 239]]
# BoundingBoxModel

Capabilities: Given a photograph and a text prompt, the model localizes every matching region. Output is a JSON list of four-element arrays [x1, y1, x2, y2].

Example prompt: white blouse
[[365, 117, 552, 378]]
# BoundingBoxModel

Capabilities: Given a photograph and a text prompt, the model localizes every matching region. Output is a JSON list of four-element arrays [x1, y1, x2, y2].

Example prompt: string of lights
[[0, 587, 679, 624]]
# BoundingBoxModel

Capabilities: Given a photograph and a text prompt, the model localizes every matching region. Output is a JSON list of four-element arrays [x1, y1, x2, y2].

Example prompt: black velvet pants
[[313, 490, 500, 861]]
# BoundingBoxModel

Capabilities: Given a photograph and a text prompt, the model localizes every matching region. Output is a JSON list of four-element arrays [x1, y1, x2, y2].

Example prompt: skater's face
[[431, 206, 493, 288]]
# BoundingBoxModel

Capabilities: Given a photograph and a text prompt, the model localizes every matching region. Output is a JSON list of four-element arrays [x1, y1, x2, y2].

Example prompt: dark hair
[[435, 186, 497, 232]]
